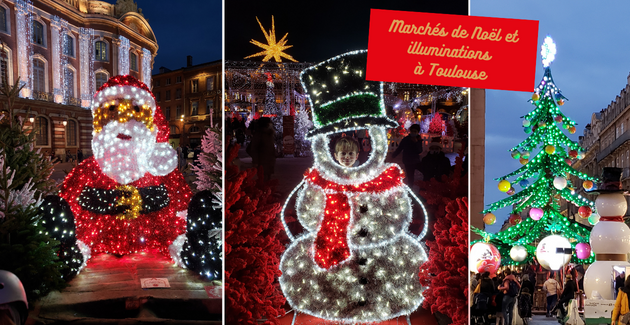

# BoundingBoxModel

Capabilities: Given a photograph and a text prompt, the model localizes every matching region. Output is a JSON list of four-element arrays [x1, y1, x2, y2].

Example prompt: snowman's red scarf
[[305, 165, 404, 269]]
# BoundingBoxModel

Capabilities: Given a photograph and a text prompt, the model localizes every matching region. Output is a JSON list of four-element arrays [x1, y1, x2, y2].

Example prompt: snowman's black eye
[[107, 105, 114, 111], [133, 105, 140, 112]]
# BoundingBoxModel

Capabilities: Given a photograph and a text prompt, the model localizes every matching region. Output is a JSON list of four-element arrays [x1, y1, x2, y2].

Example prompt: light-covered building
[[0, 0, 157, 158]]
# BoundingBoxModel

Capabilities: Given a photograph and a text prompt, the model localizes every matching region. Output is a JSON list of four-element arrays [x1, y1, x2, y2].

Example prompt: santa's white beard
[[93, 120, 177, 184]]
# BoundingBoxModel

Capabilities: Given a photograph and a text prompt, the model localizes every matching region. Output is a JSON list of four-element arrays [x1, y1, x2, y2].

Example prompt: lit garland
[[118, 36, 130, 75], [51, 16, 69, 103], [79, 27, 95, 107], [279, 51, 429, 323], [142, 48, 151, 88], [472, 37, 596, 266], [15, 0, 32, 98]]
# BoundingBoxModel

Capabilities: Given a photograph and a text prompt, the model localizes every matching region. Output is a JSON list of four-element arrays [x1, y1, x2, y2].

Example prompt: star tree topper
[[244, 16, 297, 62]]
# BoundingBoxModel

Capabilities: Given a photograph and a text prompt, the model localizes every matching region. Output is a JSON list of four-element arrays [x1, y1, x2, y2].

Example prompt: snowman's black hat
[[587, 167, 627, 194]]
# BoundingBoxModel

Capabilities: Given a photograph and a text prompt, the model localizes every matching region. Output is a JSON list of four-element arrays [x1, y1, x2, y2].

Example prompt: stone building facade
[[152, 56, 221, 149], [0, 0, 157, 159], [575, 73, 630, 218]]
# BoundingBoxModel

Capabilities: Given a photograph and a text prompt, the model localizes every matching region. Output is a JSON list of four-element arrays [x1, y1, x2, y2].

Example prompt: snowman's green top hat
[[301, 50, 397, 138]]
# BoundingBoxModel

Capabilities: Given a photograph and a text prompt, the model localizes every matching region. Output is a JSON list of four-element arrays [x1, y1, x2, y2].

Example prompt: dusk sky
[[119, 0, 222, 73], [225, 0, 467, 62], [473, 1, 630, 232]]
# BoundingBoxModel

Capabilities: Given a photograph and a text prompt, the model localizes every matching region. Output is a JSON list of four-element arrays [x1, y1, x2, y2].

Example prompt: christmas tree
[[192, 126, 222, 194], [293, 107, 312, 157], [472, 37, 597, 266], [0, 78, 66, 300], [225, 141, 286, 324], [263, 72, 283, 156], [428, 113, 445, 135]]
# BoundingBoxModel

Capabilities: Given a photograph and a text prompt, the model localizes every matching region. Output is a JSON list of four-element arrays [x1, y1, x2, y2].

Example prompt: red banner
[[366, 10, 539, 92]]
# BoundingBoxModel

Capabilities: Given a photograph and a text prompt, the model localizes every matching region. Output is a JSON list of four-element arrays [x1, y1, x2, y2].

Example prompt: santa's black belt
[[78, 185, 170, 215]]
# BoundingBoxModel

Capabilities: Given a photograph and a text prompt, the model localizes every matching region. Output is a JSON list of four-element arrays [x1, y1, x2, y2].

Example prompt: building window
[[206, 99, 214, 110], [189, 126, 200, 133], [0, 7, 6, 33], [65, 67, 74, 98], [176, 88, 181, 99], [155, 80, 160, 87], [32, 21, 44, 46], [95, 41, 107, 61], [33, 58, 45, 92], [155, 91, 160, 102], [96, 72, 108, 90], [66, 120, 77, 146], [206, 76, 214, 91], [63, 34, 74, 56], [169, 125, 178, 135], [35, 116, 48, 146], [403, 91, 410, 101], [176, 105, 181, 118], [165, 90, 171, 101], [176, 76, 181, 83], [166, 78, 171, 85], [130, 52, 137, 71], [164, 106, 170, 120], [191, 101, 198, 115], [191, 79, 198, 93]]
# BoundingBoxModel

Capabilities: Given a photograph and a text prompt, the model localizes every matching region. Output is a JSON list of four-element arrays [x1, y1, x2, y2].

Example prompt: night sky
[[226, 0, 468, 63], [473, 0, 630, 232], [109, 0, 222, 73]]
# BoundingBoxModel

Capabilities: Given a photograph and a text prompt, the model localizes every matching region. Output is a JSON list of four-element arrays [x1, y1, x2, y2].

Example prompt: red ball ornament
[[578, 206, 592, 218], [554, 116, 563, 123], [483, 213, 497, 225], [565, 158, 572, 166], [509, 214, 522, 225], [569, 150, 578, 158]]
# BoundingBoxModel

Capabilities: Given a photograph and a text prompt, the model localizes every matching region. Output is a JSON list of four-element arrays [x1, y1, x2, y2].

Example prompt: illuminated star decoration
[[244, 16, 297, 62], [541, 36, 556, 68]]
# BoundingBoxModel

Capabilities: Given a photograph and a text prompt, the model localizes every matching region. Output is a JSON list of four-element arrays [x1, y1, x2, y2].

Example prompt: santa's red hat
[[91, 75, 169, 142]]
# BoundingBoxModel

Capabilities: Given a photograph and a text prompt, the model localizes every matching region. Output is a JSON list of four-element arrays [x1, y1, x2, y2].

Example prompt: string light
[[279, 50, 429, 323]]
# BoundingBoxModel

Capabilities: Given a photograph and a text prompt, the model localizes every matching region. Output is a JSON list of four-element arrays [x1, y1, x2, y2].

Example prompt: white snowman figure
[[279, 50, 429, 324], [584, 167, 630, 300]]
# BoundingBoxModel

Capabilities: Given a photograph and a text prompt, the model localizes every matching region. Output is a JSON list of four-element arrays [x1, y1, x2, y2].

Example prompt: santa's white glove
[[146, 142, 178, 176]]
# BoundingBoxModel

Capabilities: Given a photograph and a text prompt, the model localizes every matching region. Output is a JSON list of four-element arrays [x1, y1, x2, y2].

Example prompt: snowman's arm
[[280, 179, 306, 242], [405, 184, 430, 242]]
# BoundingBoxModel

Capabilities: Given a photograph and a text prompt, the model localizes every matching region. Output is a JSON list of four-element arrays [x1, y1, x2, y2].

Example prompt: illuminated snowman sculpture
[[279, 50, 429, 323], [584, 167, 630, 300]]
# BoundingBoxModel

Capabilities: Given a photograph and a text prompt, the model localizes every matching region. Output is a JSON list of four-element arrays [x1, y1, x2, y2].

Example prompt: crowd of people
[[471, 268, 582, 325]]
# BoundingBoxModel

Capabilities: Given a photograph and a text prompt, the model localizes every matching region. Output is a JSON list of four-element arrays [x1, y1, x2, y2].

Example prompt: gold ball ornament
[[545, 145, 555, 154], [557, 99, 565, 106], [569, 126, 576, 134], [519, 158, 529, 165], [532, 93, 540, 101], [498, 180, 511, 192]]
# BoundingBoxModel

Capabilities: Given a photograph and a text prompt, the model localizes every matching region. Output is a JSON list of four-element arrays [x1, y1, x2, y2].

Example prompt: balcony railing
[[32, 91, 54, 102], [597, 129, 630, 162], [183, 114, 210, 123]]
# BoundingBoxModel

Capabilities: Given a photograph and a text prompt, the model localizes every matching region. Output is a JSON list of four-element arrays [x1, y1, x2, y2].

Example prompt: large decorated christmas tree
[[472, 37, 598, 266]]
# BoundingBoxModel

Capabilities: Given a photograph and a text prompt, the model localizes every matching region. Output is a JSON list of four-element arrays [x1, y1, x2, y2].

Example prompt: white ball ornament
[[536, 235, 572, 270], [553, 176, 567, 190], [509, 245, 528, 262]]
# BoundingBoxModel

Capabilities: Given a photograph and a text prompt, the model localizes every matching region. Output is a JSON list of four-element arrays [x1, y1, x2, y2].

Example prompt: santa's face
[[93, 119, 157, 184]]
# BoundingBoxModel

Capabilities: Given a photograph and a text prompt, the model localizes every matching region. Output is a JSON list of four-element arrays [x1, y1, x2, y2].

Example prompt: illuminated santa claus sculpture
[[39, 75, 197, 275]]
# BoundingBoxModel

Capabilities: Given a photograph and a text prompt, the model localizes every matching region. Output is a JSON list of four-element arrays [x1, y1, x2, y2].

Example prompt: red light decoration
[[306, 166, 403, 269], [59, 157, 191, 256]]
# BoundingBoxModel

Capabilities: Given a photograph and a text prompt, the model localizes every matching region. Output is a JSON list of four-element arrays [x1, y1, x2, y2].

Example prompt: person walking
[[392, 124, 423, 187], [543, 272, 561, 317], [613, 276, 630, 325], [498, 269, 521, 325], [555, 274, 577, 318]]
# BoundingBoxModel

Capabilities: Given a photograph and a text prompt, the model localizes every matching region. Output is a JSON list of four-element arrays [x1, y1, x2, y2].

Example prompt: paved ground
[[28, 162, 220, 325]]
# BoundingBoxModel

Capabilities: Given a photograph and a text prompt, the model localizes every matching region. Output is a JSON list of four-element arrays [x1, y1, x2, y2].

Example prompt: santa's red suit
[[58, 75, 191, 256], [60, 157, 191, 255]]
